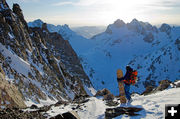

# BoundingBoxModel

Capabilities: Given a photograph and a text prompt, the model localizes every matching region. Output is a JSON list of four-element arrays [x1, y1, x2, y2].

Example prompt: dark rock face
[[156, 80, 171, 91], [105, 107, 143, 119], [0, 0, 93, 108], [12, 3, 28, 30], [143, 32, 154, 43], [0, 107, 44, 119], [42, 23, 48, 32], [176, 82, 180, 88], [160, 23, 171, 35], [105, 25, 112, 34], [113, 19, 125, 28], [175, 39, 180, 51]]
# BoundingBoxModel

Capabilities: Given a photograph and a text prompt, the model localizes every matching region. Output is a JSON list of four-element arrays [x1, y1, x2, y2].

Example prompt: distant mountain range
[[71, 26, 106, 39], [28, 18, 180, 95]]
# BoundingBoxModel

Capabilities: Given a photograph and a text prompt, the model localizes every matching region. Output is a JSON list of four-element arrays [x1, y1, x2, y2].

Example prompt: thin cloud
[[17, 0, 39, 2], [52, 1, 74, 6], [52, 0, 99, 6], [145, 0, 180, 9]]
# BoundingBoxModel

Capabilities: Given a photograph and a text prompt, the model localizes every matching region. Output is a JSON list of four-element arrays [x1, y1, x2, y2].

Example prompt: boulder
[[30, 104, 38, 109], [95, 88, 115, 101], [73, 94, 90, 104], [54, 100, 68, 107], [103, 93, 115, 101], [176, 82, 180, 88], [105, 101, 119, 107], [95, 88, 111, 97], [105, 107, 143, 119], [156, 80, 171, 91], [50, 111, 80, 119]]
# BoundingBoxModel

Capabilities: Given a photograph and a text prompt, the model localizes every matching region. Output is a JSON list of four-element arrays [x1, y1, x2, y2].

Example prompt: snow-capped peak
[[28, 19, 44, 28], [130, 18, 139, 24], [113, 19, 126, 28]]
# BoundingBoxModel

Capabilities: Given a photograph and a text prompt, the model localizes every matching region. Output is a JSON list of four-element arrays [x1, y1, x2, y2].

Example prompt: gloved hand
[[117, 77, 123, 82]]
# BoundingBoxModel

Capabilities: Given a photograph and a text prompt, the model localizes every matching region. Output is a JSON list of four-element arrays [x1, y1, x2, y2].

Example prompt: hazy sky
[[7, 0, 180, 27]]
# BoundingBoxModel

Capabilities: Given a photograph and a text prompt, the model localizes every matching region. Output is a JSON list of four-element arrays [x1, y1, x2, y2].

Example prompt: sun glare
[[98, 0, 153, 24]]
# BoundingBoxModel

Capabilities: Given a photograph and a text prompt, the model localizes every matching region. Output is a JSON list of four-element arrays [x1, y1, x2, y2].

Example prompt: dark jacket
[[123, 71, 131, 85], [119, 67, 133, 84]]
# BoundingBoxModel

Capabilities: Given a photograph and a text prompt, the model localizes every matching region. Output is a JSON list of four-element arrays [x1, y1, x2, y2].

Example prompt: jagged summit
[[113, 19, 125, 28], [160, 23, 171, 35], [28, 19, 44, 28], [130, 18, 139, 24], [0, 0, 9, 11], [104, 18, 159, 35]]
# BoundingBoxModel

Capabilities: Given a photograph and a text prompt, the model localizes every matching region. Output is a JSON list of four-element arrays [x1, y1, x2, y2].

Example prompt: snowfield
[[45, 87, 180, 119]]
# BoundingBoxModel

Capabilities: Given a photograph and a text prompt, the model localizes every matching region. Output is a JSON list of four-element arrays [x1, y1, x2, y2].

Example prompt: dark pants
[[124, 84, 131, 100]]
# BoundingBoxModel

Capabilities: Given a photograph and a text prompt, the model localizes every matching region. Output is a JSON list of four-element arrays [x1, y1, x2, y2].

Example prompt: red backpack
[[123, 70, 138, 85], [130, 70, 138, 84]]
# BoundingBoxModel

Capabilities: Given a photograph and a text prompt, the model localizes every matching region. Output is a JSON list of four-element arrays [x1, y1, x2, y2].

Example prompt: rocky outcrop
[[0, 107, 44, 119], [176, 82, 180, 88], [143, 32, 154, 43], [141, 80, 171, 95], [73, 94, 90, 104], [12, 3, 28, 30], [155, 80, 171, 91], [0, 68, 26, 109], [175, 39, 180, 51], [113, 19, 125, 28], [159, 23, 171, 35], [95, 88, 115, 101]]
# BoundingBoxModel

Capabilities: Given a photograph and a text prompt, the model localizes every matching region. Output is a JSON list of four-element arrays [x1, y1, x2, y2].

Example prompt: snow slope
[[45, 87, 180, 119]]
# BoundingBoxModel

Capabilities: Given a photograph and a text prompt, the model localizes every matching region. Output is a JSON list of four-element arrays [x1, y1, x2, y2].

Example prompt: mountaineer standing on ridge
[[123, 66, 133, 102], [117, 65, 137, 103]]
